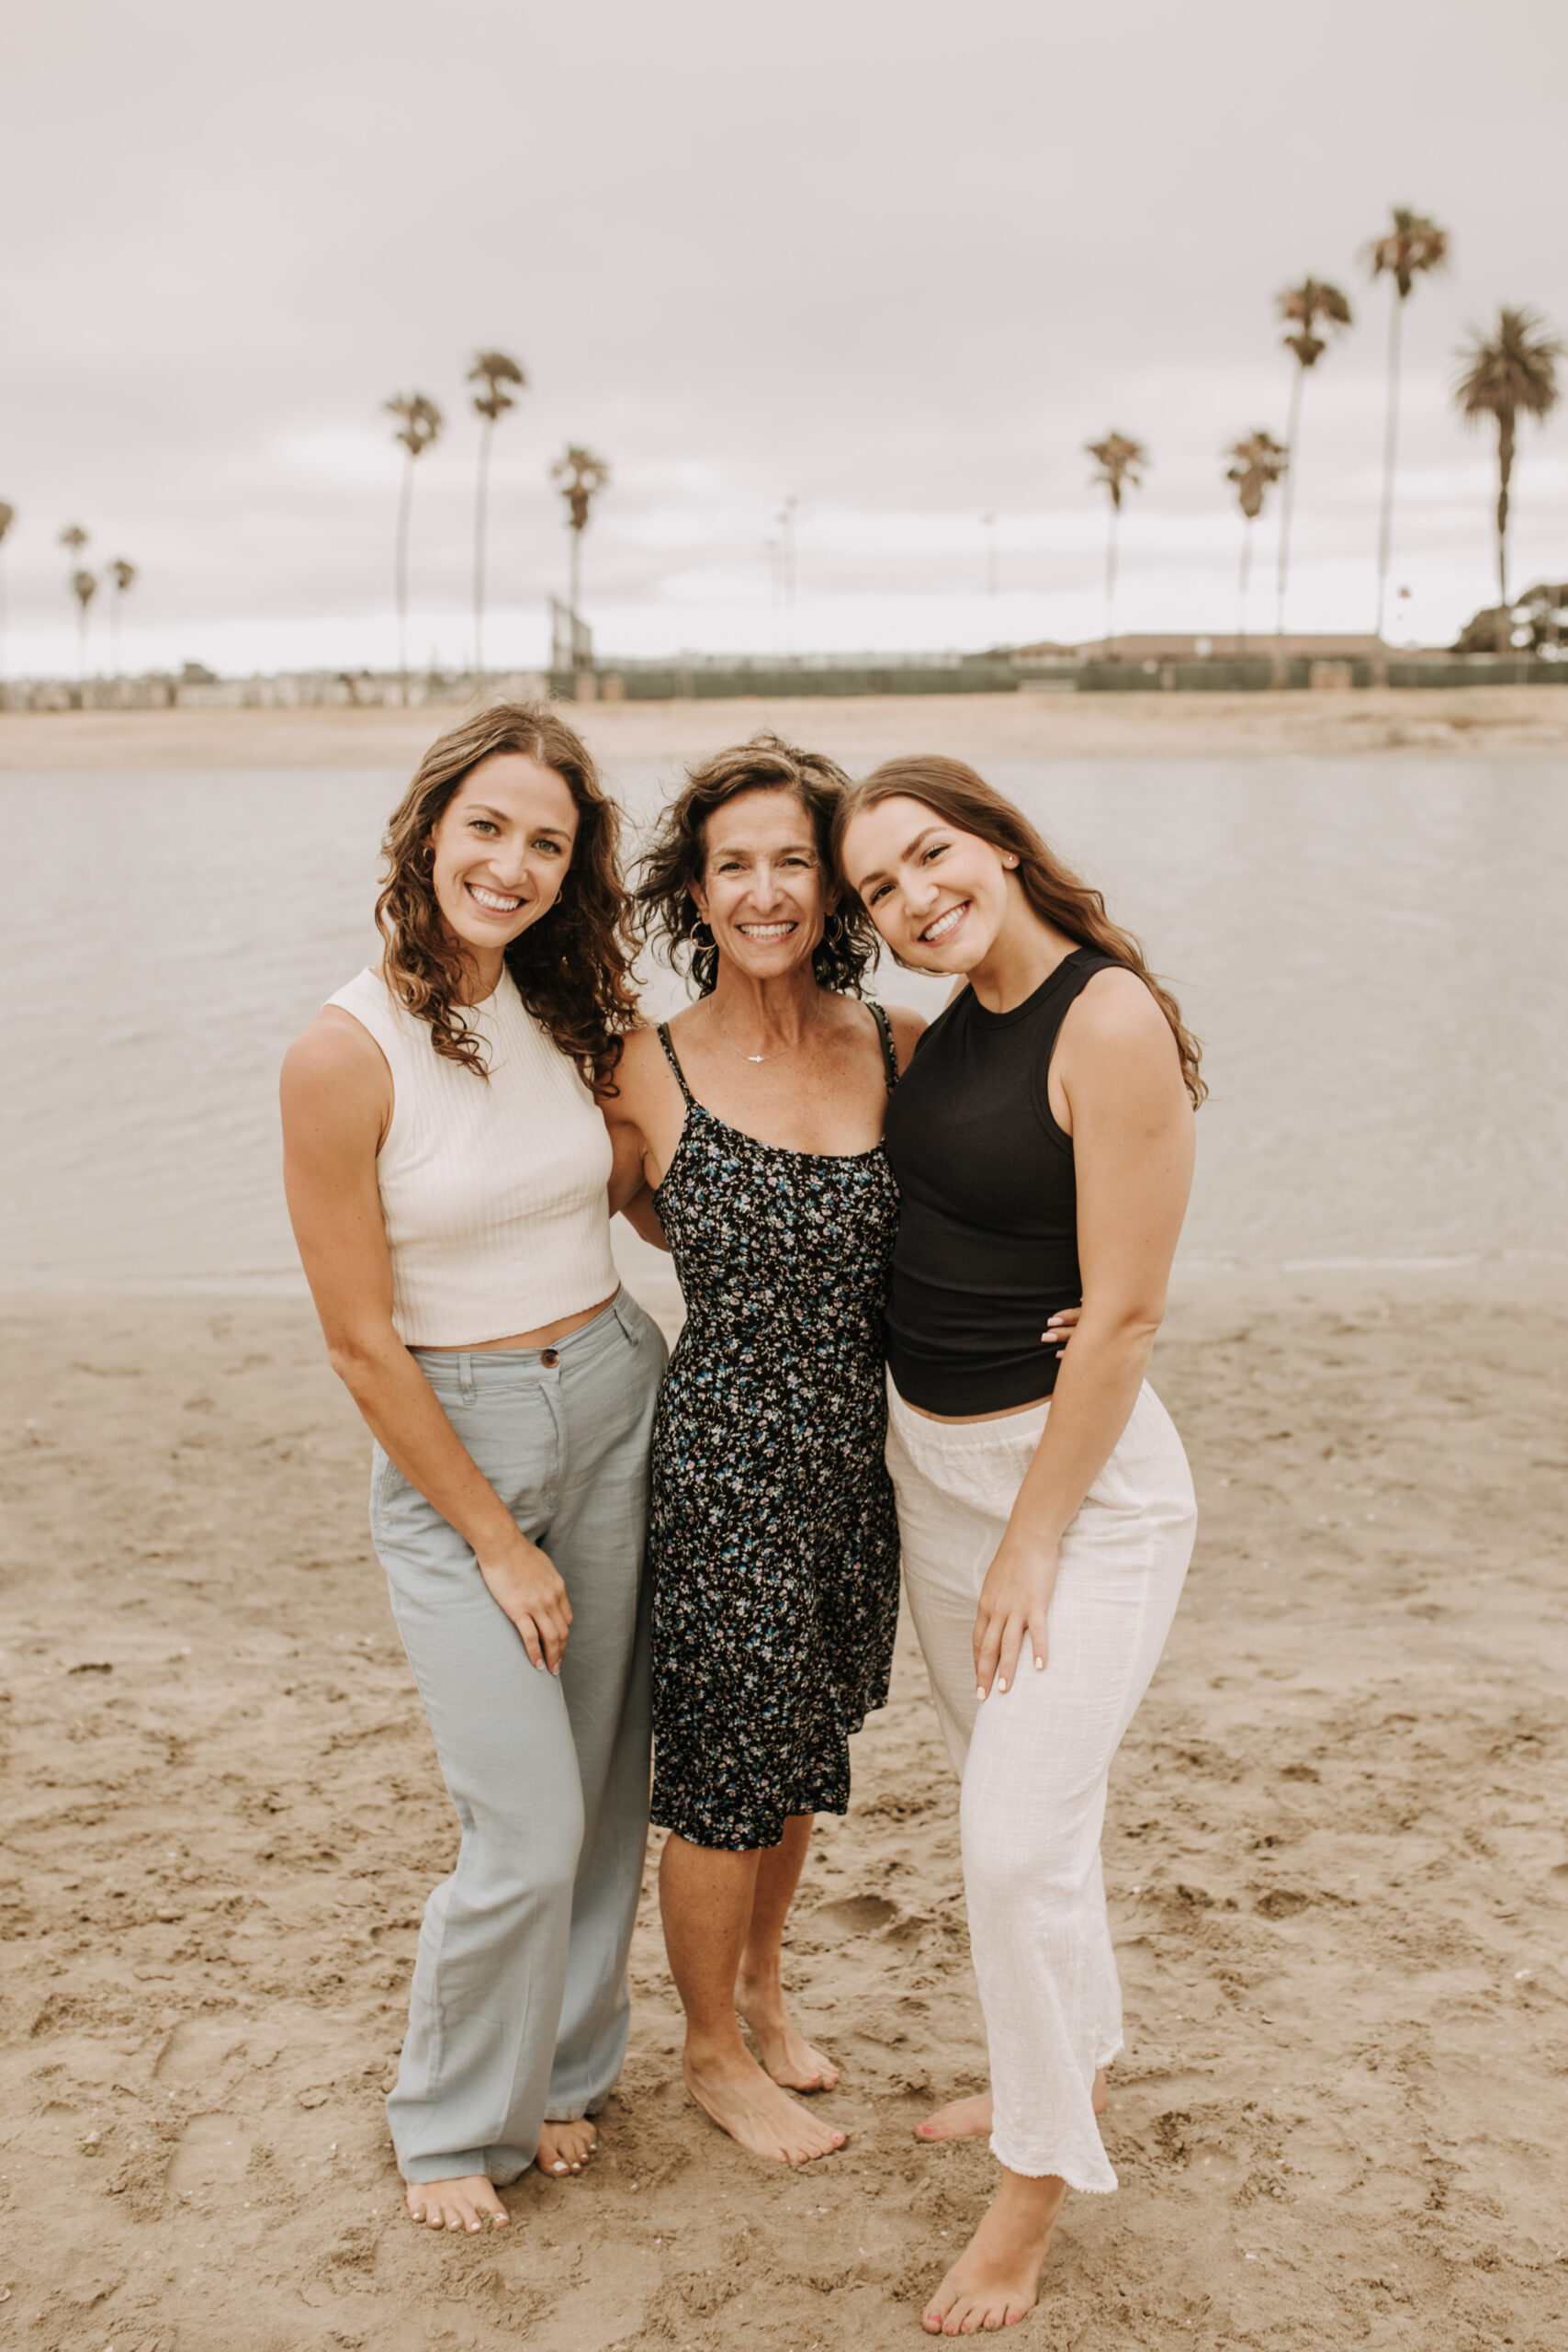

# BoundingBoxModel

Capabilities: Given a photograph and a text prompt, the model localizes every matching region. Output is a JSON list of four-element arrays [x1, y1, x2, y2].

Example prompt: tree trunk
[[473, 419, 493, 677], [1495, 413, 1515, 657], [1104, 500, 1120, 659], [1237, 521, 1252, 657], [1274, 364, 1306, 685], [394, 453, 413, 707], [1375, 288, 1404, 644], [569, 525, 582, 663]]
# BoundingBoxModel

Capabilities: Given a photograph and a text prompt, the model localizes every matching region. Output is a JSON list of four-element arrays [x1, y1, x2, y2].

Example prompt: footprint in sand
[[165, 2112, 253, 2188], [153, 2018, 244, 2084], [811, 1894, 899, 1934]]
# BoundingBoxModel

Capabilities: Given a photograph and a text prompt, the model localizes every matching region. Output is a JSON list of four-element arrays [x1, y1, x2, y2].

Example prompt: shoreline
[[1, 683, 1566, 768]]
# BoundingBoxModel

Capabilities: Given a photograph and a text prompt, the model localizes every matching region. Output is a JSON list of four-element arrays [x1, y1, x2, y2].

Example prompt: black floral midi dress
[[648, 1006, 903, 1851]]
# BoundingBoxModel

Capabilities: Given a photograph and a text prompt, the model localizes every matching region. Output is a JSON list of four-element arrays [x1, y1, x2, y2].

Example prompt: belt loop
[[458, 1351, 477, 1405]]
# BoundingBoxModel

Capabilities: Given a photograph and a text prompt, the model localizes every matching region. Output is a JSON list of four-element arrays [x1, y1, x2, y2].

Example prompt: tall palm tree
[[550, 447, 612, 658], [1273, 278, 1353, 673], [467, 349, 526, 675], [1084, 433, 1147, 657], [1364, 209, 1449, 643], [107, 558, 137, 681], [70, 567, 98, 689], [385, 393, 444, 704], [1224, 431, 1289, 653], [0, 502, 15, 693], [1452, 306, 1563, 654]]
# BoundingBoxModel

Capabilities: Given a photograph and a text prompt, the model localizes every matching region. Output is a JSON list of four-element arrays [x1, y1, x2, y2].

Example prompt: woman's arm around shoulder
[[882, 1001, 928, 1077], [597, 1025, 682, 1247]]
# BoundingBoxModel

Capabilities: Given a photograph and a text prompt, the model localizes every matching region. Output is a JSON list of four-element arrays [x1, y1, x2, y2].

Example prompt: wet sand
[[2, 1268, 1564, 2349], [1, 682, 1566, 771]]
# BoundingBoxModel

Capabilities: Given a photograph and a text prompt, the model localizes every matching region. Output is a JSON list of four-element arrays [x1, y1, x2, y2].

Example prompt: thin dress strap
[[870, 1001, 899, 1092], [656, 1021, 696, 1105]]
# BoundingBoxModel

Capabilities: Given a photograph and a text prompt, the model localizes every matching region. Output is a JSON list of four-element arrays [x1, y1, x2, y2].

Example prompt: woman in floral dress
[[602, 734, 922, 2166]]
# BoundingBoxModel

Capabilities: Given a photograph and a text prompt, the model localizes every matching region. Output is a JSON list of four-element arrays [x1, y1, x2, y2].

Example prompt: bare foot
[[917, 2069, 1106, 2144], [682, 2041, 847, 2164], [404, 2174, 509, 2233], [921, 2170, 1066, 2335], [737, 1971, 840, 2091], [536, 2117, 596, 2177]]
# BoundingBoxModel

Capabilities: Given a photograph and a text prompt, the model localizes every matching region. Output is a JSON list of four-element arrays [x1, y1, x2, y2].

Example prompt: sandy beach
[[2, 682, 1567, 771], [3, 1267, 1564, 2349]]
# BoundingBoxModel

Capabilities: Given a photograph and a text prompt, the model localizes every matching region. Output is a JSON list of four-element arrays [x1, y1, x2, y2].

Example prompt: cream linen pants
[[886, 1374, 1196, 2193]]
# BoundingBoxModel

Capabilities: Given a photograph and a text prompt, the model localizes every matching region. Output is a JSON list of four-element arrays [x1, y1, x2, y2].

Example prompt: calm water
[[4, 759, 1563, 1288]]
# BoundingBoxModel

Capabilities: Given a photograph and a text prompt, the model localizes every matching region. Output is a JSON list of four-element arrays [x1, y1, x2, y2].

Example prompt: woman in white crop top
[[282, 702, 667, 2237]]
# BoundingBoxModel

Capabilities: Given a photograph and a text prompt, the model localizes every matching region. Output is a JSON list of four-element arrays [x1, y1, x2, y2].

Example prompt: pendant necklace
[[706, 991, 824, 1065]]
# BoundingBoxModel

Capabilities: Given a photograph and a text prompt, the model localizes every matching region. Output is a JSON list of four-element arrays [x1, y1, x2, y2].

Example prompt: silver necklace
[[705, 991, 825, 1065]]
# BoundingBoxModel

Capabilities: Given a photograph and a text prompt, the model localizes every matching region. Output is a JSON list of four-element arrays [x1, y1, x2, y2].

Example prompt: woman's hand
[[973, 1530, 1059, 1699], [476, 1534, 574, 1672], [1043, 1305, 1082, 1358]]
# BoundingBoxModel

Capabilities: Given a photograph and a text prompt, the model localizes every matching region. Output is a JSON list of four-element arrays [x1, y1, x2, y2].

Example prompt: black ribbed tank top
[[882, 946, 1121, 1415]]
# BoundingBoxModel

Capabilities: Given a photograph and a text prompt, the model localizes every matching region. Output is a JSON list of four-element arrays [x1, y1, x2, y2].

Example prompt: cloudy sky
[[4, 0, 1564, 676]]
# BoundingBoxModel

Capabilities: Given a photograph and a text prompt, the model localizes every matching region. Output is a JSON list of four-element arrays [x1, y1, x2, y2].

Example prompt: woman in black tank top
[[836, 757, 1204, 2336]]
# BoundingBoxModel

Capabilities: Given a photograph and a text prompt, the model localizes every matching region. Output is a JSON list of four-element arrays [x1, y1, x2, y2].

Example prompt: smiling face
[[689, 786, 833, 983], [427, 752, 580, 983], [840, 792, 1018, 974]]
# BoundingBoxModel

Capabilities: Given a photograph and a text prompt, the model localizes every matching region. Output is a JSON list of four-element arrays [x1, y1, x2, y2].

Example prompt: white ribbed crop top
[[325, 966, 617, 1346]]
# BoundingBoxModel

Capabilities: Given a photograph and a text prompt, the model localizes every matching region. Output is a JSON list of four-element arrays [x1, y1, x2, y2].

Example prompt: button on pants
[[369, 1293, 666, 2186]]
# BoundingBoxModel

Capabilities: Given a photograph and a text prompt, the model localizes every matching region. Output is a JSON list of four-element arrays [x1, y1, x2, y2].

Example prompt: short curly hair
[[634, 733, 878, 996]]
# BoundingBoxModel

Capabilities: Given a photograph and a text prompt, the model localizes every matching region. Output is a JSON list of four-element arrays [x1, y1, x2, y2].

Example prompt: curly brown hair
[[376, 700, 637, 1091], [633, 733, 878, 996], [832, 755, 1206, 1108]]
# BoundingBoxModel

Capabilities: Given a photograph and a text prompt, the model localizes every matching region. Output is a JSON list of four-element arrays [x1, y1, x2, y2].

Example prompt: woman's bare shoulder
[[600, 1021, 679, 1114], [281, 1004, 390, 1107]]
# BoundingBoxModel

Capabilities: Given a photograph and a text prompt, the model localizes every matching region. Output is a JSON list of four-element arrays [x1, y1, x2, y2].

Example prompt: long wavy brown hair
[[376, 700, 637, 1091], [832, 755, 1206, 1106], [634, 733, 878, 996]]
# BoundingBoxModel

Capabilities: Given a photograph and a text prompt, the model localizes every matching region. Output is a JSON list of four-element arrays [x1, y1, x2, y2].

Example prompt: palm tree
[[107, 558, 137, 680], [467, 349, 526, 675], [0, 502, 15, 693], [1364, 209, 1449, 643], [1452, 307, 1563, 655], [70, 568, 98, 689], [385, 393, 444, 704], [1084, 433, 1147, 657], [550, 447, 612, 660], [1224, 431, 1289, 653], [1272, 279, 1353, 673]]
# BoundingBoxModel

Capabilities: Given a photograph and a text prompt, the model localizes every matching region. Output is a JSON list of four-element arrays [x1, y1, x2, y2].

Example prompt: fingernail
[[997, 1677, 1008, 1693], [1034, 1656, 1045, 1670], [976, 1685, 986, 1701]]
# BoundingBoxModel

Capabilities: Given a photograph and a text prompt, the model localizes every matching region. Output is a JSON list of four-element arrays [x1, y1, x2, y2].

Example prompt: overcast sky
[[4, 0, 1564, 676]]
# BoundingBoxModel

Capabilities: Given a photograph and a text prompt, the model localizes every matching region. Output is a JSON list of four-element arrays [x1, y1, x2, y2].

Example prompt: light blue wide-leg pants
[[369, 1292, 666, 2187]]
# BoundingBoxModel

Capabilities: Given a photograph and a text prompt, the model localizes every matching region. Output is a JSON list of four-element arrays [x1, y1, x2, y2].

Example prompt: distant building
[[1014, 631, 1391, 663]]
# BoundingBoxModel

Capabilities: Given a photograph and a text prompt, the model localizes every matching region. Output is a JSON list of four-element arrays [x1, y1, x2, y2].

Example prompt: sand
[[3, 1267, 1565, 2349], [1, 682, 1566, 772]]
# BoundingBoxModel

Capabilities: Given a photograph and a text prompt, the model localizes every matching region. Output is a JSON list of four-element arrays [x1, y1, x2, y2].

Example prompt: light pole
[[981, 513, 998, 598]]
